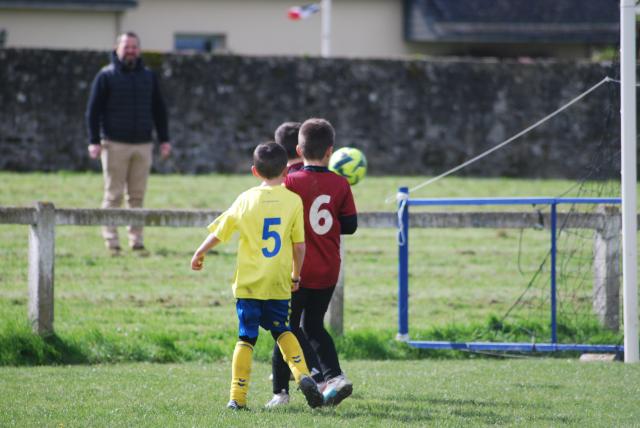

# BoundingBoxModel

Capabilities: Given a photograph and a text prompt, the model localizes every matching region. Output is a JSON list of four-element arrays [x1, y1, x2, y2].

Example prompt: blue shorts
[[236, 299, 291, 339]]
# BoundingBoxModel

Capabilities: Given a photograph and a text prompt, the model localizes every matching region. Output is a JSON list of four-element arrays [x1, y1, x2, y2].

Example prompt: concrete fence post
[[327, 237, 344, 336], [28, 201, 55, 336], [592, 205, 621, 332]]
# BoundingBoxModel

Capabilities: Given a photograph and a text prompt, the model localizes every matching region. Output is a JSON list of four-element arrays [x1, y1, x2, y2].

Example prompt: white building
[[0, 0, 619, 59], [0, 0, 409, 58]]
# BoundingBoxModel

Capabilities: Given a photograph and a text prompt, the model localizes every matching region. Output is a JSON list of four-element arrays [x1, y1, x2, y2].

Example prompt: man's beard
[[122, 55, 137, 68]]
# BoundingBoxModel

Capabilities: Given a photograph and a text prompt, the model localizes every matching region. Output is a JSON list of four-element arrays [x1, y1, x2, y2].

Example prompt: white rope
[[396, 192, 408, 245], [606, 78, 640, 86], [384, 76, 615, 203]]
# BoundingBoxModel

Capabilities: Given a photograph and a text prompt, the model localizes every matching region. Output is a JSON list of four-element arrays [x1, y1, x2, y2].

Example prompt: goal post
[[620, 0, 638, 363], [395, 188, 626, 354]]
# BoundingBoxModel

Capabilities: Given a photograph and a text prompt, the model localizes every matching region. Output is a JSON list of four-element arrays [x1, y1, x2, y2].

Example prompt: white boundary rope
[[385, 76, 618, 203], [396, 192, 408, 244], [607, 78, 640, 86]]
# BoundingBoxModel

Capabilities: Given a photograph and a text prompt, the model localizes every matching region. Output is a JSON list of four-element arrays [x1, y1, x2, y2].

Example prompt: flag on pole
[[287, 3, 320, 20]]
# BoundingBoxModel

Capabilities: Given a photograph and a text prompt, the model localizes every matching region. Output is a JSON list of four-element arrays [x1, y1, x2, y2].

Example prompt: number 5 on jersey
[[262, 217, 281, 258]]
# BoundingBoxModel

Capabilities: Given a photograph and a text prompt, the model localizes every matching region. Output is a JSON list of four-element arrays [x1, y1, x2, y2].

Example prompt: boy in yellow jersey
[[190, 142, 323, 410]]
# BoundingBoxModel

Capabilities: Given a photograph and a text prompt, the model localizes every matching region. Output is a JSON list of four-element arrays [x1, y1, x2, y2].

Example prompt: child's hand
[[291, 277, 300, 292], [191, 254, 204, 270]]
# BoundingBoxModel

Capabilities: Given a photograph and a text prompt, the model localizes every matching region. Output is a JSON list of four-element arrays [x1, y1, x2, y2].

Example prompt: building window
[[174, 33, 226, 53]]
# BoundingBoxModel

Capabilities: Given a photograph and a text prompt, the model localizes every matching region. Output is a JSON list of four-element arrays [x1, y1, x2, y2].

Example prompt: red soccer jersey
[[287, 161, 304, 174], [285, 166, 357, 289]]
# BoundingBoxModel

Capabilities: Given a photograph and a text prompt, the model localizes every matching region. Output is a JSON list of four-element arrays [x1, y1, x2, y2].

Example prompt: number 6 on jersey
[[310, 195, 333, 235]]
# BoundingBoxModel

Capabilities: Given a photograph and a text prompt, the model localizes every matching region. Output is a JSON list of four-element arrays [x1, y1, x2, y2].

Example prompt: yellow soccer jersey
[[207, 185, 305, 300]]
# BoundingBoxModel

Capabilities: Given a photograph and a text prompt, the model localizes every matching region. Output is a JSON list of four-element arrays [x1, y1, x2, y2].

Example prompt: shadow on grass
[[512, 382, 563, 390], [229, 390, 578, 426], [276, 395, 575, 426], [262, 399, 432, 424], [0, 315, 625, 366], [0, 322, 222, 366], [0, 328, 87, 365]]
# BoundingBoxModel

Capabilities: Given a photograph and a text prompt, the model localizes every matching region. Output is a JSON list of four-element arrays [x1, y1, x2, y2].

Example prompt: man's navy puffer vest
[[88, 52, 168, 144]]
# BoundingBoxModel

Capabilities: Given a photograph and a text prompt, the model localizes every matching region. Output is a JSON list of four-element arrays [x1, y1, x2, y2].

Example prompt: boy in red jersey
[[267, 118, 357, 408], [274, 121, 304, 173]]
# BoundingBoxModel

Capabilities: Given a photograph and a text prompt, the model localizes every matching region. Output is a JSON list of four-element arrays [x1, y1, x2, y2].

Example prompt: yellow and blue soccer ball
[[329, 147, 367, 185]]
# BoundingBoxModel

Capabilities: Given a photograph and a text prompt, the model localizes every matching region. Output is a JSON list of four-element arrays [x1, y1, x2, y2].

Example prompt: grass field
[[2, 359, 640, 427], [1, 172, 638, 426], [0, 172, 629, 364]]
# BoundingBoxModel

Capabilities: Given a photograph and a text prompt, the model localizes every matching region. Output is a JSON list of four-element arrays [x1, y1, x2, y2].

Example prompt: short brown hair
[[298, 118, 334, 161], [274, 122, 301, 160], [116, 31, 140, 45], [253, 142, 287, 179]]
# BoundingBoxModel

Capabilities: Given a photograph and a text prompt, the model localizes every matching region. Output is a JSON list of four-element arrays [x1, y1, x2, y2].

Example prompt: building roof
[[405, 0, 619, 44], [0, 0, 137, 11]]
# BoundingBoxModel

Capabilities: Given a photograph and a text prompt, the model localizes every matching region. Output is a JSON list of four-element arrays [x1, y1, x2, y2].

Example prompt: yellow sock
[[230, 341, 253, 406], [276, 331, 310, 383]]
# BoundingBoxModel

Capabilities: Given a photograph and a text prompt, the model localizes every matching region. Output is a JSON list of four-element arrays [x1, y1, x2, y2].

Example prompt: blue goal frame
[[396, 187, 625, 353]]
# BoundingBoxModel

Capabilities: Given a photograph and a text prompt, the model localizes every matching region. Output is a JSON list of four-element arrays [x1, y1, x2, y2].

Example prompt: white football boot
[[322, 373, 353, 406], [265, 389, 290, 408]]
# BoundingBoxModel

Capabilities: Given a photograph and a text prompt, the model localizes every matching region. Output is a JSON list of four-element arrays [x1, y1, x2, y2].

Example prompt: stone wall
[[0, 48, 621, 178]]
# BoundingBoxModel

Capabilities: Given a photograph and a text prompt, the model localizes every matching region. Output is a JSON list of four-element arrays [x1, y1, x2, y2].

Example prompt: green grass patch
[[2, 359, 639, 427], [0, 172, 631, 366], [1, 314, 623, 366]]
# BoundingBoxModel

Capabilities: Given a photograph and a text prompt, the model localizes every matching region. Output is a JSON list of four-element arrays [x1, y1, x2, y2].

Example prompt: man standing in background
[[86, 32, 171, 256]]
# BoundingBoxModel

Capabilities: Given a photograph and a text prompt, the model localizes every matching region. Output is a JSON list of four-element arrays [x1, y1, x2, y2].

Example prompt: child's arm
[[339, 214, 358, 235], [339, 185, 358, 234], [291, 242, 306, 291], [191, 233, 221, 270]]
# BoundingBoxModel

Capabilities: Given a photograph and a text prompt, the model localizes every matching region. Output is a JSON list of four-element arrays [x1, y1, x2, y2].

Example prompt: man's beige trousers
[[100, 140, 153, 249]]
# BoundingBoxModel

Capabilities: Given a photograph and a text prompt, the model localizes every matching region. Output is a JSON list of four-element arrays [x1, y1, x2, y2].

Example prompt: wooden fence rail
[[0, 203, 623, 335]]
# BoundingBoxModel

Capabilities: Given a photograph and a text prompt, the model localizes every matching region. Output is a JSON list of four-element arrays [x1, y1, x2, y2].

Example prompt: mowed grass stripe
[[1, 359, 639, 427]]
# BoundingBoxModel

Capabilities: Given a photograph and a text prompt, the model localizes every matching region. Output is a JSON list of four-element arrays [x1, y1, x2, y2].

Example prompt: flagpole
[[321, 0, 331, 57]]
